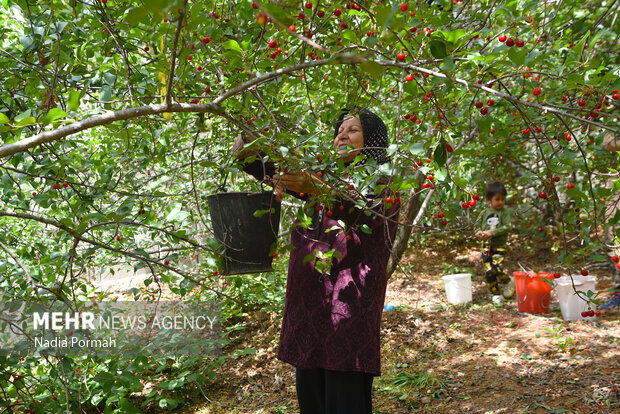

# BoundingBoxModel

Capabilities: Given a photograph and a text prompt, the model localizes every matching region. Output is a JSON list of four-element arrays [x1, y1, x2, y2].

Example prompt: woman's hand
[[232, 134, 252, 158], [275, 169, 326, 196]]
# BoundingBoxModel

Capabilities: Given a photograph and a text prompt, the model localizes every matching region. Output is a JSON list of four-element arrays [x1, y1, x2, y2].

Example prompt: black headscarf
[[333, 107, 391, 165]]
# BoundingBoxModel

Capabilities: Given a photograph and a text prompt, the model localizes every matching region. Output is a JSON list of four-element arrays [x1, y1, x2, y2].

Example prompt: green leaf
[[441, 57, 456, 72], [507, 48, 525, 66], [434, 139, 447, 168], [68, 90, 81, 111], [14, 110, 32, 123], [118, 398, 142, 414], [573, 30, 590, 60], [253, 208, 275, 218], [39, 108, 67, 125], [15, 117, 37, 127], [222, 40, 241, 53], [125, 6, 151, 23], [158, 398, 179, 409], [360, 224, 372, 234], [436, 29, 468, 45], [375, 5, 395, 29], [454, 177, 468, 189], [99, 85, 112, 102], [429, 40, 447, 59], [0, 112, 9, 124], [103, 72, 116, 86], [19, 36, 33, 48], [361, 61, 383, 79]]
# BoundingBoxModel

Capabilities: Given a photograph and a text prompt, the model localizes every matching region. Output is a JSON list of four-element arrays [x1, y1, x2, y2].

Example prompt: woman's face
[[334, 116, 364, 163]]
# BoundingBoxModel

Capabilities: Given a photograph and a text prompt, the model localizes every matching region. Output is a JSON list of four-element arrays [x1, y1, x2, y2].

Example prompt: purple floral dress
[[244, 159, 400, 375]]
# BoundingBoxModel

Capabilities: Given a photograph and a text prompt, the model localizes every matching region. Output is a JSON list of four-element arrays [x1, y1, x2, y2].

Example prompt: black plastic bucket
[[207, 192, 281, 275]]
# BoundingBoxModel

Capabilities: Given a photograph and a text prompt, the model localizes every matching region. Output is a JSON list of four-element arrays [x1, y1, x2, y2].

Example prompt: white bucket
[[442, 273, 473, 304], [555, 276, 597, 320]]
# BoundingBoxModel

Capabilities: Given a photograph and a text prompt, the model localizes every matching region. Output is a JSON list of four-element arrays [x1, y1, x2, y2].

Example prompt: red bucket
[[514, 271, 553, 313]]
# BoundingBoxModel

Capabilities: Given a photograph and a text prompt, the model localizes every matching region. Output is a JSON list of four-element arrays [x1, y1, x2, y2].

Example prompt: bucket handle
[[540, 285, 553, 310], [220, 133, 270, 193]]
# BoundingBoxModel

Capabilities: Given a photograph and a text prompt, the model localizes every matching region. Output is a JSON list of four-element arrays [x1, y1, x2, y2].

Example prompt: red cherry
[[538, 191, 547, 199], [438, 211, 445, 218], [581, 311, 589, 318], [441, 219, 447, 226], [578, 99, 586, 107], [446, 142, 453, 152], [480, 107, 488, 115], [516, 39, 525, 47], [587, 310, 595, 317], [473, 194, 480, 200], [405, 74, 413, 81], [52, 183, 59, 190], [339, 205, 345, 211], [298, 12, 305, 20], [334, 8, 342, 17], [475, 101, 483, 108], [164, 260, 170, 265], [612, 255, 619, 263], [62, 181, 68, 188], [305, 1, 312, 9], [204, 86, 211, 93], [348, 184, 355, 190], [595, 310, 601, 317], [144, 46, 150, 52], [252, 2, 258, 9], [523, 128, 530, 134], [581, 269, 588, 276], [213, 270, 219, 275], [461, 202, 469, 209], [326, 210, 333, 216], [498, 34, 507, 42], [32, 192, 36, 196], [272, 253, 277, 258], [340, 22, 348, 29], [490, 129, 495, 134], [487, 99, 495, 106], [102, 0, 108, 4], [399, 3, 408, 12], [506, 38, 515, 47], [553, 272, 561, 279], [613, 93, 619, 100], [190, 99, 198, 104], [317, 10, 325, 17], [469, 200, 477, 207], [386, 197, 393, 203], [533, 87, 542, 96], [553, 176, 560, 182], [268, 39, 277, 48], [346, 235, 352, 240], [317, 172, 323, 177], [397, 53, 406, 61]]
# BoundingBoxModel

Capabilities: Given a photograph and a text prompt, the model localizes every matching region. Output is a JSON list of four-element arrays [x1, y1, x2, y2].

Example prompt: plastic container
[[555, 275, 597, 320], [207, 192, 281, 275], [514, 271, 553, 314], [441, 273, 473, 304]]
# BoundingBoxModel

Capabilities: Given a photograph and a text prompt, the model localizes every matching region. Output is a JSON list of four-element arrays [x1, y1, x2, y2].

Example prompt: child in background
[[475, 181, 515, 301]]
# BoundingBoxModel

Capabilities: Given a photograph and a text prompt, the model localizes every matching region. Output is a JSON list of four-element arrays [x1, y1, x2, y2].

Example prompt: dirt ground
[[187, 234, 619, 414]]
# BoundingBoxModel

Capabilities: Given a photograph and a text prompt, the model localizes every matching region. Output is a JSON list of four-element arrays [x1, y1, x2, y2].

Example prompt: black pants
[[296, 368, 374, 414]]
